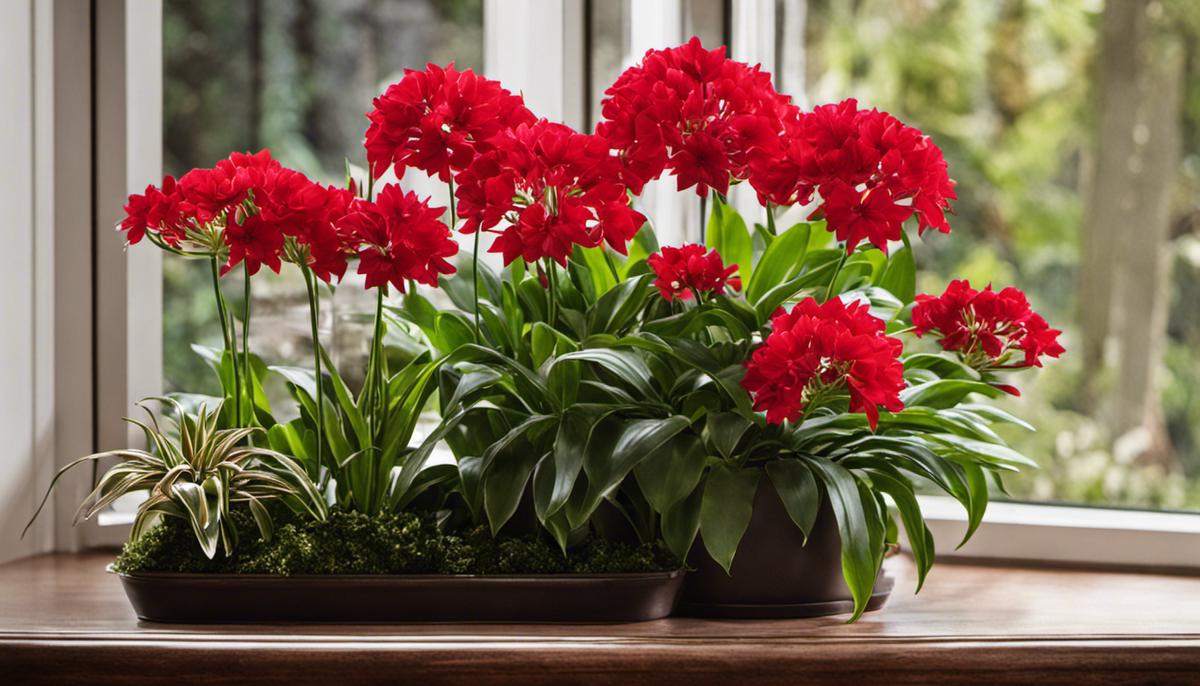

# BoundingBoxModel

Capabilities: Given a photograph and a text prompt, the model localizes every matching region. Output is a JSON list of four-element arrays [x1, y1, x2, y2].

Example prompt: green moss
[[113, 508, 679, 576]]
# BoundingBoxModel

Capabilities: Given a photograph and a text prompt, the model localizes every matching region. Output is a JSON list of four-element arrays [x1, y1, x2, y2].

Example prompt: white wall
[[0, 0, 41, 564]]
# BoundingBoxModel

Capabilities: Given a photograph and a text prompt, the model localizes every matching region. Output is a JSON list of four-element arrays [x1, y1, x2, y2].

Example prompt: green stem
[[209, 255, 241, 424], [301, 265, 326, 471], [241, 265, 253, 427], [766, 202, 777, 236], [545, 259, 558, 326], [367, 288, 385, 440], [699, 193, 708, 244], [825, 246, 849, 302], [452, 178, 482, 344]]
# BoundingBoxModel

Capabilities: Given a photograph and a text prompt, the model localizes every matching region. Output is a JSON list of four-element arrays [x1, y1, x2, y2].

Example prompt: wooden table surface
[[1, 552, 1198, 684]]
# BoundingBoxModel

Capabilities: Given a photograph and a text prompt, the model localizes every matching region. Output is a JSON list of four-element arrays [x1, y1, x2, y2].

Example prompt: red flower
[[223, 212, 285, 277], [748, 99, 956, 253], [912, 280, 1065, 375], [120, 175, 189, 246], [337, 184, 458, 291], [597, 37, 793, 197], [455, 119, 646, 267], [179, 149, 281, 217], [364, 63, 535, 182], [647, 244, 737, 301], [741, 297, 905, 429], [121, 150, 360, 282]]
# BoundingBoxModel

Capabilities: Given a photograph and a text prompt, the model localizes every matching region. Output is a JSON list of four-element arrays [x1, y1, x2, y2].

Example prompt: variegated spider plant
[[25, 397, 328, 559]]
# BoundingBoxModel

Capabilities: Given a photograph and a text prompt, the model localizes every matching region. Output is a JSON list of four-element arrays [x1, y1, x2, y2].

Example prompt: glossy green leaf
[[869, 467, 935, 591], [555, 348, 658, 401], [706, 199, 754, 284], [633, 433, 706, 513], [587, 273, 652, 335], [705, 412, 754, 460], [901, 379, 1007, 409], [662, 483, 704, 561], [699, 465, 760, 574], [876, 233, 916, 303], [802, 456, 879, 622], [765, 459, 821, 542], [746, 222, 811, 304], [483, 443, 542, 535]]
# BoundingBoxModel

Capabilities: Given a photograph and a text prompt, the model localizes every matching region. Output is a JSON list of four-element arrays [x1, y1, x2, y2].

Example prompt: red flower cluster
[[121, 175, 190, 246], [364, 63, 535, 182], [749, 99, 956, 253], [741, 297, 905, 429], [912, 280, 1064, 375], [336, 184, 458, 292], [121, 150, 360, 281], [596, 37, 793, 197], [454, 119, 646, 267], [647, 244, 738, 301]]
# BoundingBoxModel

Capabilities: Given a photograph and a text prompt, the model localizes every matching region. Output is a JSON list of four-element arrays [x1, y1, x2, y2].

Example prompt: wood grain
[[1, 552, 1199, 684]]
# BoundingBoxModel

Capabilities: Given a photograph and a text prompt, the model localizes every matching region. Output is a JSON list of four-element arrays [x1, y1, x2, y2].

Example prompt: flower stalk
[[300, 263, 326, 471], [209, 254, 242, 424]]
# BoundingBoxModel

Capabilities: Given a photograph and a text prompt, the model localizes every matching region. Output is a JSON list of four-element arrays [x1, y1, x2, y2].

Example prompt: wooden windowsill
[[1, 551, 1198, 684]]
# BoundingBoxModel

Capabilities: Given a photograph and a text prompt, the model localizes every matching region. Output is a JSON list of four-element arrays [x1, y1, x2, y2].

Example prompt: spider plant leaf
[[171, 481, 221, 559], [22, 451, 117, 538], [246, 495, 273, 542]]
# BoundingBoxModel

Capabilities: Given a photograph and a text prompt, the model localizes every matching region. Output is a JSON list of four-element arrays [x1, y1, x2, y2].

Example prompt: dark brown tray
[[117, 569, 685, 624]]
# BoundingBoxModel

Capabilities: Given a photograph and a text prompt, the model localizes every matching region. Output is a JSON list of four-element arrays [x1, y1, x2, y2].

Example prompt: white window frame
[[20, 0, 1190, 570], [21, 0, 162, 554]]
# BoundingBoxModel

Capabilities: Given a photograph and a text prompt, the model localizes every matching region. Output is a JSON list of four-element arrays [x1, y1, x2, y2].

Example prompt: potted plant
[[27, 39, 1063, 625], [428, 39, 1063, 621]]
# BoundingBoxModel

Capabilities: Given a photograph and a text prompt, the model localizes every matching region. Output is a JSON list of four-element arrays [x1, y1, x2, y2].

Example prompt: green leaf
[[932, 433, 1039, 470], [530, 322, 558, 369], [957, 461, 990, 548], [434, 312, 476, 353], [746, 222, 810, 304], [483, 445, 542, 535], [577, 245, 618, 297], [706, 199, 754, 284], [699, 465, 760, 574], [751, 249, 844, 324], [662, 483, 704, 561], [869, 467, 935, 591], [587, 273, 651, 335], [901, 379, 1007, 409], [171, 480, 221, 559], [555, 348, 658, 401], [705, 412, 753, 460], [633, 433, 706, 513], [765, 459, 821, 542], [620, 223, 659, 278], [802, 456, 879, 622], [571, 415, 691, 528], [876, 233, 916, 303], [546, 409, 600, 517]]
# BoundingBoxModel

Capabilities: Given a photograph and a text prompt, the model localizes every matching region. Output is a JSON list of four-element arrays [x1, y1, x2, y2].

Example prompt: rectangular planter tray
[[117, 569, 685, 624]]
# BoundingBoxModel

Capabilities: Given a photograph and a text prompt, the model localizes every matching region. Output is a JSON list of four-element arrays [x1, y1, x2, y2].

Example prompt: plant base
[[680, 476, 893, 619]]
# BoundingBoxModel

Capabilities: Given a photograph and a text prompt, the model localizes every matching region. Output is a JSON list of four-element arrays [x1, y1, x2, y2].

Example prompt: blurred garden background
[[161, 0, 1200, 510]]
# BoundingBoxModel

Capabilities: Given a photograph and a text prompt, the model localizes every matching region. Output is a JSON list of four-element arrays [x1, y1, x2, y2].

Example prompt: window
[[155, 0, 1200, 566], [162, 0, 484, 400]]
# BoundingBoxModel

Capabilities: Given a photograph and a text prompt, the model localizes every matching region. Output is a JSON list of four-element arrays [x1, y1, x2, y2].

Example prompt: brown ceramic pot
[[680, 475, 892, 618]]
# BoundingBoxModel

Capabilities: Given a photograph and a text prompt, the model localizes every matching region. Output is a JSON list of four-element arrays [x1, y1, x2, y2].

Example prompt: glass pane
[[775, 0, 1200, 510], [162, 0, 483, 398]]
